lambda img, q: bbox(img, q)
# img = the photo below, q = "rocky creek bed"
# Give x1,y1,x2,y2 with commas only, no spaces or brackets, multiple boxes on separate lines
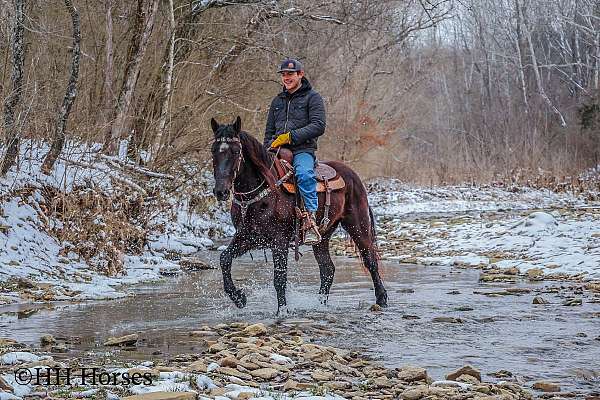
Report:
0,321,568,400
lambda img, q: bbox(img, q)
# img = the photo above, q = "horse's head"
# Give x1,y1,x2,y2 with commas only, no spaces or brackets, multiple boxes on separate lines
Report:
210,116,242,201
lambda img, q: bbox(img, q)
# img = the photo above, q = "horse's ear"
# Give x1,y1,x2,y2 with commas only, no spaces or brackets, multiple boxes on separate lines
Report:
233,116,241,134
210,118,219,134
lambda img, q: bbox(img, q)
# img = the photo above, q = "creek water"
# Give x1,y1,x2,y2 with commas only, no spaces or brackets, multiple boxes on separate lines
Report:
1,250,599,393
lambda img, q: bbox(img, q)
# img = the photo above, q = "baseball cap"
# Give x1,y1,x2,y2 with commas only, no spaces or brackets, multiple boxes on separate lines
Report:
277,58,304,73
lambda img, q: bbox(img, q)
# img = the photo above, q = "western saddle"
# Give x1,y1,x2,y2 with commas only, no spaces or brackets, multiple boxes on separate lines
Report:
271,148,345,252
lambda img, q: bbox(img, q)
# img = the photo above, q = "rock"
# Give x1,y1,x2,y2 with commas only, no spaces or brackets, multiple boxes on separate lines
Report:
122,392,196,400
533,296,548,304
249,368,279,379
243,323,267,337
128,367,160,378
585,283,600,293
50,344,69,353
489,370,513,378
324,381,351,390
532,381,561,392
446,365,481,382
209,342,228,353
370,304,383,312
216,367,252,380
40,334,56,346
179,257,215,271
236,393,255,400
432,316,463,324
219,356,239,368
563,298,583,306
283,379,298,391
209,387,228,397
526,268,545,280
0,338,19,347
311,370,335,381
456,374,480,384
397,366,428,382
0,375,13,392
402,315,421,320
401,385,429,400
186,360,207,373
103,334,138,346
372,376,394,388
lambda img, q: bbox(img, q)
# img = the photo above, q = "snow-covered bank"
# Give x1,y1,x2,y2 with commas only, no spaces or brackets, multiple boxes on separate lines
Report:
0,140,231,304
367,180,600,281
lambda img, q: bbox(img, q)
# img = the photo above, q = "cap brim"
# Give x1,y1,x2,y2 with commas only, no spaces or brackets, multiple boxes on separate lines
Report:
278,68,298,73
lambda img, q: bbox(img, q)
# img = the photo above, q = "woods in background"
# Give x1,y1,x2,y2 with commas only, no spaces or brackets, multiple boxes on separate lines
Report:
0,0,598,184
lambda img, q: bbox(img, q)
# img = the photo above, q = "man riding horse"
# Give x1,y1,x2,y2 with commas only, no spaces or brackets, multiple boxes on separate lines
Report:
264,58,325,245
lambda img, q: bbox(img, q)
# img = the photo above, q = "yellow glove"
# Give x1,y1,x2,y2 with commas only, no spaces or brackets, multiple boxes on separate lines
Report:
270,132,291,148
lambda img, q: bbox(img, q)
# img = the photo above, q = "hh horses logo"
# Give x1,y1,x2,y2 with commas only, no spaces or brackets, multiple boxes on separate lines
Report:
288,62,294,69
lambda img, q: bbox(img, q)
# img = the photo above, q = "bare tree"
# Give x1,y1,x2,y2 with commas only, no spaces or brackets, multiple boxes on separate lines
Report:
41,0,81,174
1,0,25,176
103,0,159,154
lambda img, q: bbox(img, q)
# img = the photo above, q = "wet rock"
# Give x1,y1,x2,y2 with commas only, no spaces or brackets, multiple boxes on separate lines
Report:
249,367,279,379
432,316,464,324
480,274,517,283
103,333,138,346
446,365,481,382
50,344,69,353
447,290,461,295
243,323,267,337
454,306,474,312
40,334,56,346
397,366,428,382
402,315,420,320
585,283,600,293
563,298,582,306
122,392,196,400
532,381,561,392
533,296,548,305
370,304,383,312
209,342,228,353
324,380,352,390
489,370,513,378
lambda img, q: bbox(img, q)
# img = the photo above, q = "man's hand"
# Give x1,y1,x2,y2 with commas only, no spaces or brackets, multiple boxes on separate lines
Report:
270,132,291,148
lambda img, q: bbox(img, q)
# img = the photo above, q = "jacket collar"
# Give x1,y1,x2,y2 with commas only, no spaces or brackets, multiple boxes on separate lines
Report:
278,77,312,98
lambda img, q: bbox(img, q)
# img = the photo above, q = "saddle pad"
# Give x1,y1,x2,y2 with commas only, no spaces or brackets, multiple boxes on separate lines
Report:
315,163,337,181
282,176,345,194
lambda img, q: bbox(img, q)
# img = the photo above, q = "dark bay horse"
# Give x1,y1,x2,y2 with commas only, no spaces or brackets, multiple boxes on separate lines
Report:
210,116,387,313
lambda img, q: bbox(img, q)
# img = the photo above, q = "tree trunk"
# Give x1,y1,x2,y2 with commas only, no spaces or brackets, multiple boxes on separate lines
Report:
1,0,25,176
150,0,175,162
41,0,81,174
101,0,115,142
103,0,159,155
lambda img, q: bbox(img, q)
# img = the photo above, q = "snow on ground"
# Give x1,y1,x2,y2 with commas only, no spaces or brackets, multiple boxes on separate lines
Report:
368,179,600,280
0,140,231,304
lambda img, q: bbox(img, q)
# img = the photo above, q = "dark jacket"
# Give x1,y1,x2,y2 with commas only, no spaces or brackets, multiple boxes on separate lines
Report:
264,77,326,155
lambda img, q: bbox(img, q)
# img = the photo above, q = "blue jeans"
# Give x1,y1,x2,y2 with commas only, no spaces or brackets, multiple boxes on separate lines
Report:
293,152,318,212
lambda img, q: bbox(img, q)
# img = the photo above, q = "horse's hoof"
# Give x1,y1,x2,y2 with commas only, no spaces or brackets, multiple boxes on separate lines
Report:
376,292,388,308
318,293,329,306
231,290,247,308
276,305,290,317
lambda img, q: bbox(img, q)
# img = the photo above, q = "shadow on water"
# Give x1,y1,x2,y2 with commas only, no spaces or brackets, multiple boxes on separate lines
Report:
1,249,599,392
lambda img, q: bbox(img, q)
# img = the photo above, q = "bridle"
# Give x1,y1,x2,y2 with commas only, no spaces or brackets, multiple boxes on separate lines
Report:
214,136,278,221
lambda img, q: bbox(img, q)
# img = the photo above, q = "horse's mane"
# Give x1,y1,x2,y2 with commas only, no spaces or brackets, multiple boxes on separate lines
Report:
239,131,277,188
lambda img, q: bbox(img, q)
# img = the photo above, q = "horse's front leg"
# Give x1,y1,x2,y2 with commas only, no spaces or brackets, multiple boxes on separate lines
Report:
271,245,289,315
220,234,251,308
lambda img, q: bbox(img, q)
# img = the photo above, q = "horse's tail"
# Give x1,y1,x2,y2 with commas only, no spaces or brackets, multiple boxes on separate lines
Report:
368,205,377,246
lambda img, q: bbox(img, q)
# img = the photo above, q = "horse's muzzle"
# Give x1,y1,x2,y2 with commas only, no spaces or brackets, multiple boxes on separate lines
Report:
214,188,230,201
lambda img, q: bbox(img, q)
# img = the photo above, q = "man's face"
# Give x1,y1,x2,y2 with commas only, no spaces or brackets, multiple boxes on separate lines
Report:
280,70,304,92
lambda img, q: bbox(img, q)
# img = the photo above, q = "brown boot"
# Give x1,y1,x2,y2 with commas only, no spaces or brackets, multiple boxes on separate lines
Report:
303,211,322,245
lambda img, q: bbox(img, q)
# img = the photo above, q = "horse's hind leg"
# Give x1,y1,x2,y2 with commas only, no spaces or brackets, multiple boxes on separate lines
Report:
220,234,252,308
341,211,388,307
313,238,335,305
